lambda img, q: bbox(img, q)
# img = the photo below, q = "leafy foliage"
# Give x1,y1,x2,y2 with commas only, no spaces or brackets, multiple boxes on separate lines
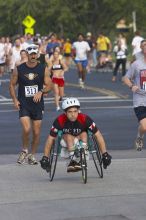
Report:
0,0,146,39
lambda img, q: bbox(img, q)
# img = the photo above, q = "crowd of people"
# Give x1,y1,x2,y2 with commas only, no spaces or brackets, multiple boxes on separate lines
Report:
1,29,146,172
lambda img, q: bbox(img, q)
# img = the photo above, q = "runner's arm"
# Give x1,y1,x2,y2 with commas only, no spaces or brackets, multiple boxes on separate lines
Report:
123,76,139,92
33,67,52,102
9,67,20,110
60,59,68,72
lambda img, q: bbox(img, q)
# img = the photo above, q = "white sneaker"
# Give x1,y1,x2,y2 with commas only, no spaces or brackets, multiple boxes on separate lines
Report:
28,154,38,165
17,151,28,164
56,106,61,111
135,137,144,151
78,78,82,83
80,82,85,89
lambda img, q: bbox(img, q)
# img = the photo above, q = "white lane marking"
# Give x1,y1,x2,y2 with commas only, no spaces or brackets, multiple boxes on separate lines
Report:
0,95,7,99
0,96,118,102
0,99,132,105
82,106,133,109
0,105,133,113
0,109,17,112
0,79,10,86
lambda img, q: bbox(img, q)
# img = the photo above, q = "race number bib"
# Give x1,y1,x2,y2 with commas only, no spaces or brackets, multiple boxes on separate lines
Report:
140,70,146,90
25,85,38,97
142,81,146,91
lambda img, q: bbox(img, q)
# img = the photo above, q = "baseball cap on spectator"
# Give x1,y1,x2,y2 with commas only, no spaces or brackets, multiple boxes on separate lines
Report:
86,32,92,37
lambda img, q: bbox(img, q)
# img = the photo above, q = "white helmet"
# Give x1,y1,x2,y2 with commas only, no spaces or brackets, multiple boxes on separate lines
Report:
62,97,80,111
26,44,39,54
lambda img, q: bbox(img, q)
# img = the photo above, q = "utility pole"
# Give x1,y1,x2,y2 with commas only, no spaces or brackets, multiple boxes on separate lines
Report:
132,11,137,32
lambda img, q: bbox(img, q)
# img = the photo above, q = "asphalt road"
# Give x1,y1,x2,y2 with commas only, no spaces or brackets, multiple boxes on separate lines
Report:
1,67,146,220
0,67,140,154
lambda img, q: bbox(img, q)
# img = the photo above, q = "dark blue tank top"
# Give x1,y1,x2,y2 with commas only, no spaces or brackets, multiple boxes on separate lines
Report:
17,62,45,110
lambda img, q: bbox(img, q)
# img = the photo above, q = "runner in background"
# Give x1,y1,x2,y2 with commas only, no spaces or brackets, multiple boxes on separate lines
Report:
63,38,72,67
46,33,60,58
72,33,90,89
86,32,94,74
9,38,22,73
48,49,68,111
96,32,112,68
132,31,144,58
0,37,7,77
15,49,28,66
5,37,12,74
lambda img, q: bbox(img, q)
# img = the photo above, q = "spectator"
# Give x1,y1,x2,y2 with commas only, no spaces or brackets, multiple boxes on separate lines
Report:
132,30,144,56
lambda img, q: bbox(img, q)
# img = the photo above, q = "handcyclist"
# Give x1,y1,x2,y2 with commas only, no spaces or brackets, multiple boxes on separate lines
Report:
40,97,112,172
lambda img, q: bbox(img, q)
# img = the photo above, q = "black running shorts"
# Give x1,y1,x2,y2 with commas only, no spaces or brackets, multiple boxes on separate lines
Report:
134,106,146,122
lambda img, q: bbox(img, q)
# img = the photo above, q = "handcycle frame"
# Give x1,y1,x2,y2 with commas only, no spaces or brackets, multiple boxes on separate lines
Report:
49,130,103,183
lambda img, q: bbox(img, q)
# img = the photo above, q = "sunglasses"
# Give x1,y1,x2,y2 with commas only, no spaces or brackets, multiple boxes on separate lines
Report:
27,47,38,51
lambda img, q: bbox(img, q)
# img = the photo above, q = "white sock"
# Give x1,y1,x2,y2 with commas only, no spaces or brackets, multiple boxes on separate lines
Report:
137,132,144,139
22,148,28,154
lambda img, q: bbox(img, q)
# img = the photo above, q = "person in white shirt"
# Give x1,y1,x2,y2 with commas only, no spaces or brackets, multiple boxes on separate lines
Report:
112,40,127,82
0,37,7,77
72,33,90,88
5,37,12,73
20,36,29,50
132,31,144,56
9,38,22,72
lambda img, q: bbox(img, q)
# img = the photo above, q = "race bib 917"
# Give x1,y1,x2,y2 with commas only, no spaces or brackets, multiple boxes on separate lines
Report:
25,85,38,97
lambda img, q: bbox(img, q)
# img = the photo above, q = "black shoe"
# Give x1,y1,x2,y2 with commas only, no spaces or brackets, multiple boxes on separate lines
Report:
74,161,82,171
67,160,82,172
102,152,112,169
67,160,76,172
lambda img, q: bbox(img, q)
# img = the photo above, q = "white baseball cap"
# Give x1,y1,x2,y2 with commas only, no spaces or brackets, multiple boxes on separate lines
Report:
86,32,92,37
26,44,39,54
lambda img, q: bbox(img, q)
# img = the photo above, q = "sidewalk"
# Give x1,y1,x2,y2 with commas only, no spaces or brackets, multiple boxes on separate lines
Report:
0,150,146,220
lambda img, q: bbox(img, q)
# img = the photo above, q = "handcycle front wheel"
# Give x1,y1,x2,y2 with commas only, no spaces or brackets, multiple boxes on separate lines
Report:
80,148,87,184
89,134,103,178
49,142,58,182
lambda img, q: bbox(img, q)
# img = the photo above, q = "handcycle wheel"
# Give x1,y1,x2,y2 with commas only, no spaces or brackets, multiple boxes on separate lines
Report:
80,148,87,184
49,140,58,182
89,134,103,178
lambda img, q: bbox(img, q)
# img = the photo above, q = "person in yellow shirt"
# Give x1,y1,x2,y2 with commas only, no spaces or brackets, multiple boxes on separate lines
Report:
63,38,72,66
96,33,112,67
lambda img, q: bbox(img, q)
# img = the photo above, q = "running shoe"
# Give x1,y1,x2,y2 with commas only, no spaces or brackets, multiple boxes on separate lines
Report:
17,151,28,164
74,161,82,171
78,78,82,84
28,154,38,165
135,137,144,151
80,81,85,89
56,106,61,111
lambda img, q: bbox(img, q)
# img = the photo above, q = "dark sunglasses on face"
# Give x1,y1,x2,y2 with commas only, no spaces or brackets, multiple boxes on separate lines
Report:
27,47,38,51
